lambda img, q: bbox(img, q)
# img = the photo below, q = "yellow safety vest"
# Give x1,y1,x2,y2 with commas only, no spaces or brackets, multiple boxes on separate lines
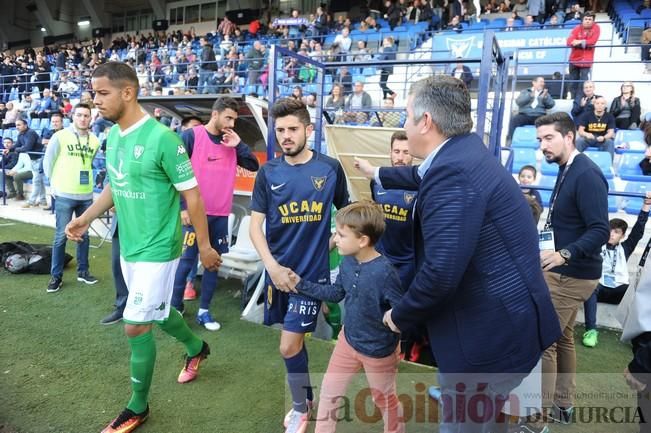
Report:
50,128,100,195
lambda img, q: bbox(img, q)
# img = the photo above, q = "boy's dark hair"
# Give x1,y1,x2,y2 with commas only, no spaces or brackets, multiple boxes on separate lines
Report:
270,97,311,126
181,116,202,127
390,131,408,148
92,61,139,89
610,218,629,233
74,102,92,113
535,112,576,143
335,201,385,246
519,164,537,178
212,97,239,113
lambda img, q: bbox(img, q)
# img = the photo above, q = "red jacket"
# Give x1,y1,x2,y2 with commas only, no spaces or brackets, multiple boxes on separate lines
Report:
566,23,600,67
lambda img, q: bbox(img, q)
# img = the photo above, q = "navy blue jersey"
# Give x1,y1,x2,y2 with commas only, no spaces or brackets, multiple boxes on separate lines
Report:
371,180,416,265
251,151,349,328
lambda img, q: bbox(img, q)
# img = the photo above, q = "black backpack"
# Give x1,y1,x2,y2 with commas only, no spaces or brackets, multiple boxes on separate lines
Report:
0,241,72,274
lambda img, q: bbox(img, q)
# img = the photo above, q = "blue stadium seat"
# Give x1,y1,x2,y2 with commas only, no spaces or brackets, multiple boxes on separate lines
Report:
541,160,559,176
511,125,538,148
618,152,647,181
583,150,614,178
624,181,651,214
501,147,513,172
29,118,39,129
607,179,620,212
2,129,10,139
63,118,71,128
538,175,556,207
511,148,537,174
39,118,50,130
615,129,645,149
10,129,18,141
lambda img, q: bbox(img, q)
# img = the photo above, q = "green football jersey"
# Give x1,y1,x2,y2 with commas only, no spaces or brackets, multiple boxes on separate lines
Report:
106,115,197,262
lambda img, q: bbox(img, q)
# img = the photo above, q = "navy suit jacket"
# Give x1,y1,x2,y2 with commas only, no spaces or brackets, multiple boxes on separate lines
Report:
380,133,561,374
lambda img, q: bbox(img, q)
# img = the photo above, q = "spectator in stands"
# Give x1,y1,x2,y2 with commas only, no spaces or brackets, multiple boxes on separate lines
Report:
504,16,516,31
56,75,78,97
518,164,543,210
218,16,237,37
385,0,402,29
2,137,32,200
187,67,199,91
2,101,19,129
199,37,217,94
1,137,18,191
43,103,100,293
640,125,651,175
325,83,346,111
446,15,464,32
13,117,45,208
345,80,373,123
34,55,51,94
41,113,64,148
61,97,72,117
31,88,57,119
642,28,651,68
582,198,651,348
136,64,149,88
333,27,353,59
352,41,373,63
377,37,398,99
371,97,404,127
507,76,555,143
546,71,564,99
291,85,304,100
0,102,5,123
566,3,583,21
546,14,562,28
334,65,353,95
450,57,473,88
246,41,264,87
513,0,529,18
571,80,600,123
576,96,616,159
566,12,600,99
528,0,546,23
636,0,651,13
610,82,641,130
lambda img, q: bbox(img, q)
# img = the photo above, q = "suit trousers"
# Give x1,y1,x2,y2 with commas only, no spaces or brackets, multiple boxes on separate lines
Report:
541,272,598,409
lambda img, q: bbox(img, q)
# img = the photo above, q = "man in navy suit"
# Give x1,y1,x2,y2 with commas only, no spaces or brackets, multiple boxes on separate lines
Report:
355,75,561,432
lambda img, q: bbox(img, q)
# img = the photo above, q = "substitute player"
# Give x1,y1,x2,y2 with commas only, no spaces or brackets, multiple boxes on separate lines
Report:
65,62,222,433
170,97,259,330
249,98,349,433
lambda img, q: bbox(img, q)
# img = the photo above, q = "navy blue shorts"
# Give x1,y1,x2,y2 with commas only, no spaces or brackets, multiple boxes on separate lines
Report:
263,274,321,333
180,215,230,260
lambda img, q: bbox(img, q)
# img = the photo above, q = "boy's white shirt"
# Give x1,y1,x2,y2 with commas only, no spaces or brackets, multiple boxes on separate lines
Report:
600,243,630,287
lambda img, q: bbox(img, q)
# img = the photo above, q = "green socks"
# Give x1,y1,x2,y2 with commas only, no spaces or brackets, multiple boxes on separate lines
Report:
158,308,203,357
127,330,156,414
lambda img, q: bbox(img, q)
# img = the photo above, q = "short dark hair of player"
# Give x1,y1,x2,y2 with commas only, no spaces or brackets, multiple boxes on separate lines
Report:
519,164,537,178
524,194,542,224
390,131,408,148
92,62,139,90
50,112,63,121
610,218,628,234
335,201,386,246
535,112,576,143
212,97,239,113
270,97,311,126
181,116,203,127
74,103,92,113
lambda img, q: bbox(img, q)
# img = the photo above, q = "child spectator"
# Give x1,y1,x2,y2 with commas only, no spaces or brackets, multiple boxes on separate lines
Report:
518,165,543,210
285,201,405,433
582,194,651,347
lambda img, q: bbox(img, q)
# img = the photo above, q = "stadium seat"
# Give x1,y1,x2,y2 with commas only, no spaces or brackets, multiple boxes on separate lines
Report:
623,181,651,214
541,159,558,176
218,215,263,281
501,147,513,172
10,130,18,141
511,148,537,174
511,125,538,148
2,129,10,139
614,129,645,151
29,118,39,129
583,150,614,178
618,152,648,181
607,179,620,212
538,175,556,207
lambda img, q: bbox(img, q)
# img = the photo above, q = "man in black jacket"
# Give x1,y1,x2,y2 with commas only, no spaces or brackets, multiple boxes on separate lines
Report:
13,117,46,207
534,112,609,431
199,37,217,94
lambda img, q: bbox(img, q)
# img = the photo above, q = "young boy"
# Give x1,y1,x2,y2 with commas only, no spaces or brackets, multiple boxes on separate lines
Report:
286,201,405,433
582,193,651,347
518,165,542,210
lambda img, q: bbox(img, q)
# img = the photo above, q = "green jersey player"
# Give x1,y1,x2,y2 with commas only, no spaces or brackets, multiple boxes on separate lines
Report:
65,62,222,433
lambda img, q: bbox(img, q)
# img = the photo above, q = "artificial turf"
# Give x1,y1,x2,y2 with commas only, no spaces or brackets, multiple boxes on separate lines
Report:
0,217,641,432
